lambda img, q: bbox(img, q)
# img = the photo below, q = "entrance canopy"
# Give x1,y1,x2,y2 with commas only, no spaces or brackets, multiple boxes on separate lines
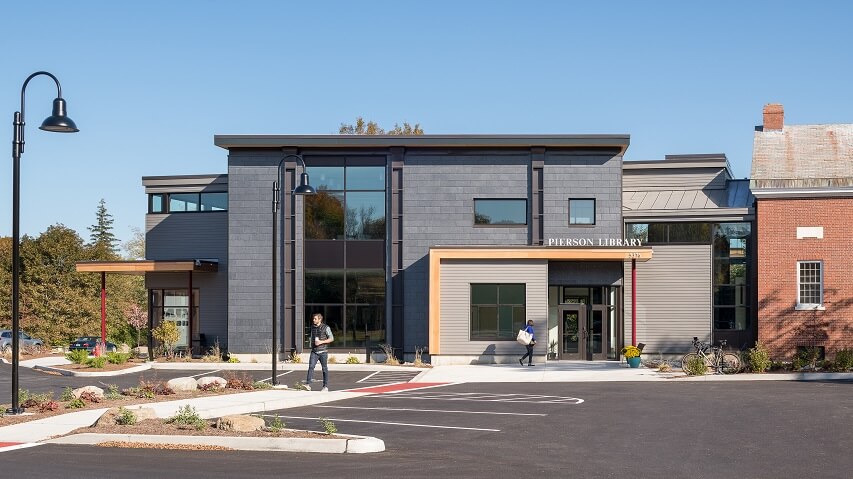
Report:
75,259,218,275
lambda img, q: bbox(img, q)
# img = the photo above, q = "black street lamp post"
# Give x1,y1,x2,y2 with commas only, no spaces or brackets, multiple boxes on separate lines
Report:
271,154,315,386
8,71,78,414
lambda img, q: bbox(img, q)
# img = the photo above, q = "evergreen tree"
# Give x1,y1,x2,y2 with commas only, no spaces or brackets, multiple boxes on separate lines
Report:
88,199,119,257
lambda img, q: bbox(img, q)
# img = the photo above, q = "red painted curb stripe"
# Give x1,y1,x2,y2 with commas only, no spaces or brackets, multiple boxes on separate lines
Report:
347,382,447,394
0,442,23,447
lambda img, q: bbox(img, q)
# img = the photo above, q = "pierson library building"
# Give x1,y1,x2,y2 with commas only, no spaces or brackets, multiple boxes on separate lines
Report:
80,135,756,364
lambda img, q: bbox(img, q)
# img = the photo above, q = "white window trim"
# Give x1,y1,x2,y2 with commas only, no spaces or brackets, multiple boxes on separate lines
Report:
795,260,824,310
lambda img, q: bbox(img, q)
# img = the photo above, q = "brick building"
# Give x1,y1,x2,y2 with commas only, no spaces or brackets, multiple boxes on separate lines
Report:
752,104,853,360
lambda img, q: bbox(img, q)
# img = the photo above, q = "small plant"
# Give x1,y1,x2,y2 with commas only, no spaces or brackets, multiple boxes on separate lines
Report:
658,362,673,372
115,407,138,425
683,355,708,376
793,347,821,370
39,400,60,412
167,405,208,430
105,351,132,364
319,417,337,435
66,398,85,409
345,354,360,364
60,386,74,402
105,384,122,400
292,382,310,391
17,389,30,405
252,381,273,390
267,415,285,433
413,346,431,368
66,349,90,364
379,343,400,365
289,350,302,363
203,339,223,362
747,341,772,373
86,356,107,368
122,386,155,399
79,391,102,403
621,345,641,359
227,356,240,363
328,355,338,364
223,371,256,390
152,320,180,359
21,391,54,410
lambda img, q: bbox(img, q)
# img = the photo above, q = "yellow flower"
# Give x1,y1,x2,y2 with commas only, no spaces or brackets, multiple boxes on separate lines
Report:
621,345,641,359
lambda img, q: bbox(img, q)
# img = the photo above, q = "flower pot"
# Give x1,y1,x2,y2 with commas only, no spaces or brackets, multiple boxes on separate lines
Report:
627,356,641,368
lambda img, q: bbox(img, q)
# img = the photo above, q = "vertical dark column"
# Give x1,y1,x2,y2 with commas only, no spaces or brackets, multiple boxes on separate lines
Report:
188,270,194,356
282,149,299,354
530,147,545,246
389,147,405,356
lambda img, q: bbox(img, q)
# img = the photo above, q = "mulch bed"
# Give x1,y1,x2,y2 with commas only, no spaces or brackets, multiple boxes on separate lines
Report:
72,418,336,439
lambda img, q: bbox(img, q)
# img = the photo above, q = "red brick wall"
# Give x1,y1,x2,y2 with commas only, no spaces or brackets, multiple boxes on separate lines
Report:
757,198,853,360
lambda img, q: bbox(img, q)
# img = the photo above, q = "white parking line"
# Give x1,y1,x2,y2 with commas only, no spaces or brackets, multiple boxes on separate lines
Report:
263,415,501,432
190,370,222,378
356,371,381,383
0,443,41,453
261,370,295,382
313,405,547,416
372,391,584,404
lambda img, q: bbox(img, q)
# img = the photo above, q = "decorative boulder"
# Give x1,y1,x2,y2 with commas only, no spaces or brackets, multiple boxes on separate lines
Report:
94,407,158,426
197,376,227,389
166,377,198,392
73,386,104,400
216,414,265,432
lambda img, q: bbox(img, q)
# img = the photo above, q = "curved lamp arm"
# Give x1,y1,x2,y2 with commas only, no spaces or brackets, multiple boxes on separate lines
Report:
13,71,78,160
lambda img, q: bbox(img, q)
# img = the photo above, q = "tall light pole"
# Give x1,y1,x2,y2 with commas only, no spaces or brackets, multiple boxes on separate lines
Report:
8,72,78,414
271,154,315,386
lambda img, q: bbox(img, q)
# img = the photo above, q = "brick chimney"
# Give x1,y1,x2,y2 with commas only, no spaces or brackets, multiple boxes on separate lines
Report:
763,103,784,130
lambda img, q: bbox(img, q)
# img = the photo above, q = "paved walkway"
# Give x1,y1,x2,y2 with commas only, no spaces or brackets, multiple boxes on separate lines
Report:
2,357,850,451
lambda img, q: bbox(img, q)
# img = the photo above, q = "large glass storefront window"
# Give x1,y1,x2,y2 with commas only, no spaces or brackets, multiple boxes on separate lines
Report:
713,223,751,330
305,269,385,348
150,289,199,349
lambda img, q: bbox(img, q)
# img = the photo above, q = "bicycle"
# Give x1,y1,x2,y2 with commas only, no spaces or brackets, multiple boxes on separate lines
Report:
681,337,741,374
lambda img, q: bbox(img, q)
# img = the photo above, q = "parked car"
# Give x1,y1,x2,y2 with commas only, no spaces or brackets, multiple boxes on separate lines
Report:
68,336,117,353
0,330,45,353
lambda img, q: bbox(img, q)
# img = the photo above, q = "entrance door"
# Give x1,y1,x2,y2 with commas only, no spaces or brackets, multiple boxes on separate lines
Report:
559,305,608,360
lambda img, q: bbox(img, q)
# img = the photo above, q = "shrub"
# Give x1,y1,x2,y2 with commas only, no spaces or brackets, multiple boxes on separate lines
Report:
137,378,174,396
152,321,180,359
833,349,853,371
414,346,431,368
252,381,273,390
86,356,107,368
60,387,74,402
79,391,101,403
747,341,772,373
223,371,255,390
658,362,673,373
66,398,85,409
105,352,132,364
203,340,223,362
793,347,821,370
21,391,54,410
289,350,302,364
379,343,401,365
328,356,338,364
166,405,208,430
345,354,360,364
227,356,240,363
105,384,122,400
66,349,90,364
319,417,337,435
39,400,60,412
683,355,708,376
122,387,155,399
267,415,285,433
292,382,310,391
115,407,137,425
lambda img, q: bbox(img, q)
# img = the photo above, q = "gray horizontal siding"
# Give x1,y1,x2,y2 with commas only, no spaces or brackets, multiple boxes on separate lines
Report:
623,245,711,354
439,260,547,356
145,212,228,349
623,168,727,191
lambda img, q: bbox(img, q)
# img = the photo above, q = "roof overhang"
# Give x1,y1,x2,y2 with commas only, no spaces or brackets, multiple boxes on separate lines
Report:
75,260,219,275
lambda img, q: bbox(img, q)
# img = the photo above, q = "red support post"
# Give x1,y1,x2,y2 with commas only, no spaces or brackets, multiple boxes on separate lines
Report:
100,272,107,349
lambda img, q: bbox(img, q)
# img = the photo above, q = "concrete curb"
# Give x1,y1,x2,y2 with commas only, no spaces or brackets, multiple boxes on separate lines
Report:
43,432,385,453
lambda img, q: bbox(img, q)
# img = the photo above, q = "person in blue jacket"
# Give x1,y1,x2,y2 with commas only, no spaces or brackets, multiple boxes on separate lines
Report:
519,319,536,366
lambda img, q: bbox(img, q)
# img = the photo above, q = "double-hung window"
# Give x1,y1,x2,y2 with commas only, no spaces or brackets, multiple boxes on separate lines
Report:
796,261,823,309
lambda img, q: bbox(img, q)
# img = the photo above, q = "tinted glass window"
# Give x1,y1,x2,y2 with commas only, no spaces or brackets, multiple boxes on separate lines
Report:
305,192,345,239
470,284,526,341
346,166,385,190
305,270,345,303
345,192,386,239
569,199,595,225
345,270,386,304
200,192,227,211
169,193,199,212
474,199,527,225
150,194,165,213
309,167,345,191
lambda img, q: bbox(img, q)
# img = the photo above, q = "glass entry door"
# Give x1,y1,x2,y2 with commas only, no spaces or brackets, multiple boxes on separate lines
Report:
559,305,608,360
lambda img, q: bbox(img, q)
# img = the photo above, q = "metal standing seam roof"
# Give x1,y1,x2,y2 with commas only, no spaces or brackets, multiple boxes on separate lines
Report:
751,124,853,189
623,179,754,213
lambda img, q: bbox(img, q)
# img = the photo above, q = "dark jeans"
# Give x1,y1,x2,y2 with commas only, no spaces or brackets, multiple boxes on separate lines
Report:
307,350,329,387
521,343,534,365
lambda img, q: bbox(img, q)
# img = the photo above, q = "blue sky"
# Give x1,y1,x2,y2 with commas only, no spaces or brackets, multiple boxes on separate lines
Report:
3,1,852,247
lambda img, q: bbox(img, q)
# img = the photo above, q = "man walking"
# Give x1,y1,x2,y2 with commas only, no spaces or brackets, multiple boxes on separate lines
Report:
306,312,334,391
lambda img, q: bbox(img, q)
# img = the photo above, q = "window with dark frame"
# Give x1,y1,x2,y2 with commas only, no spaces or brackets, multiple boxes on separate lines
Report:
473,199,527,226
569,198,595,225
797,261,823,307
147,192,227,213
470,283,526,341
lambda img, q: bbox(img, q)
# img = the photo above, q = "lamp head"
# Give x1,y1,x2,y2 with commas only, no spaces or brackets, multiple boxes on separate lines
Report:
39,98,79,133
293,172,316,195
